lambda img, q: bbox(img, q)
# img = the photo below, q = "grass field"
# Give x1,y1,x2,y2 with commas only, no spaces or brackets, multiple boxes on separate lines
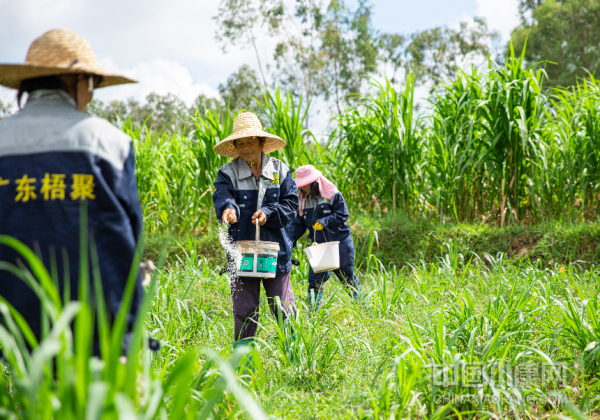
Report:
3,219,600,418
147,234,600,418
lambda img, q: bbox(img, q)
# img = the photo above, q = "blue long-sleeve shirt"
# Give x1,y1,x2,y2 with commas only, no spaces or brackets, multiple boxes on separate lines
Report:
0,89,143,343
213,152,298,274
289,191,352,244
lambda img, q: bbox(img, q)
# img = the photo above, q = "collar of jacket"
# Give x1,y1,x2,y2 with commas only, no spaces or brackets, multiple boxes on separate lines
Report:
26,89,77,108
236,151,277,182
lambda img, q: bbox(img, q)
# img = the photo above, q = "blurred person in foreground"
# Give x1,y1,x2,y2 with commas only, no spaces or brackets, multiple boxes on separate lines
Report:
289,165,362,308
212,112,298,349
0,29,146,355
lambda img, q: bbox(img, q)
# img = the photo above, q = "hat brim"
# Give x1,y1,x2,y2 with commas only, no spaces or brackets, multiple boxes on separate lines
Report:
213,127,286,159
295,175,320,188
0,64,137,89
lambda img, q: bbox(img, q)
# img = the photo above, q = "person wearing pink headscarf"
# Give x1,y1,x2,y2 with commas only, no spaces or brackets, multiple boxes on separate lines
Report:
288,165,361,307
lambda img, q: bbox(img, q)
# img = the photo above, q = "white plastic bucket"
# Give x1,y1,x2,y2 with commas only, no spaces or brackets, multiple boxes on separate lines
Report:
304,241,340,273
237,240,280,278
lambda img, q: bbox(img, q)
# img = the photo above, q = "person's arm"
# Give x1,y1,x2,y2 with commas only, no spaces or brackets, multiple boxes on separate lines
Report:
289,214,308,246
116,146,143,242
316,192,349,233
212,170,239,222
111,145,144,334
260,170,299,229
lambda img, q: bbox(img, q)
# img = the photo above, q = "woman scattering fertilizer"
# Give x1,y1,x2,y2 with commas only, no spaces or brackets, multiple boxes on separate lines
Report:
212,112,299,350
289,165,362,307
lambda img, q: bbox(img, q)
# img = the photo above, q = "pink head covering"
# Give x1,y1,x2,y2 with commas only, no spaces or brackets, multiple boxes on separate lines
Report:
294,165,338,216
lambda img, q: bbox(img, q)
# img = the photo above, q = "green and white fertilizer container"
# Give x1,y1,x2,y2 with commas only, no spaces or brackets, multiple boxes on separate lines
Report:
237,224,279,278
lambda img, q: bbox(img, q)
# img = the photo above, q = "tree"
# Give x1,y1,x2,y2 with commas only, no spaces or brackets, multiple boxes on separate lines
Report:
86,93,190,133
274,0,380,114
218,65,264,111
214,0,284,87
320,0,351,113
191,94,224,116
378,33,406,86
518,0,546,23
511,0,600,87
272,0,329,118
0,99,14,120
404,18,499,85
347,0,379,95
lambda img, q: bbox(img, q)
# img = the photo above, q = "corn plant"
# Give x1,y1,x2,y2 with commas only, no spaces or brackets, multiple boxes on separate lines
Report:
191,106,236,233
546,75,600,219
257,87,316,171
426,67,486,222
477,44,547,224
331,76,421,214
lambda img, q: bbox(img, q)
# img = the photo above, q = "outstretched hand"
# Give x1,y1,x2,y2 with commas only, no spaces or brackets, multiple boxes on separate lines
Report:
222,208,237,224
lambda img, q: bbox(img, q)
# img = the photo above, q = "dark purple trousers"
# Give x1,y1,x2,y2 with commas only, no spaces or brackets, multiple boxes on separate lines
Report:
230,272,297,342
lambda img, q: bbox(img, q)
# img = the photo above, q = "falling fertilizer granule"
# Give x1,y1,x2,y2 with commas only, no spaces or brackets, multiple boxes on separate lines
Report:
217,224,241,285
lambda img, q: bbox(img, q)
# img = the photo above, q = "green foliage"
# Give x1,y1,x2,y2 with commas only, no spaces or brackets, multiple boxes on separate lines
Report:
0,222,266,419
405,17,500,85
350,214,600,269
213,0,284,86
6,211,600,417
144,238,600,418
127,106,237,236
546,75,600,217
257,87,315,171
329,76,421,214
511,0,600,87
192,94,224,116
331,47,551,224
87,93,193,134
0,99,13,120
218,64,263,112
125,58,600,229
274,0,381,112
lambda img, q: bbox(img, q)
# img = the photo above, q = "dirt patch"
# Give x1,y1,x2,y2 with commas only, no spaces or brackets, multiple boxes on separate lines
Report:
508,233,543,259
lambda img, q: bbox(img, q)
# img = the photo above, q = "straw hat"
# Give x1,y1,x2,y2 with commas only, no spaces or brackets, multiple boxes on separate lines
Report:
214,112,286,159
0,29,136,90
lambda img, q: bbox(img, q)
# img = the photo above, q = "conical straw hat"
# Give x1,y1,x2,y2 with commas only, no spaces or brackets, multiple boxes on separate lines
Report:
214,112,286,159
0,29,136,89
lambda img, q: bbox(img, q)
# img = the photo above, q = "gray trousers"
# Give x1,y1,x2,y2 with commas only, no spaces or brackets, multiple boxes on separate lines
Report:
230,272,297,342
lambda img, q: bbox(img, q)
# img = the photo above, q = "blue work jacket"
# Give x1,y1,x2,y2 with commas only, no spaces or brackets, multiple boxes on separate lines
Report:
213,153,299,275
0,89,143,342
289,191,352,244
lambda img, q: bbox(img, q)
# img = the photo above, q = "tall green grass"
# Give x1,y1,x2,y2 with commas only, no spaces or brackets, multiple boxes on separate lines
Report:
331,76,420,215
424,47,547,224
129,57,600,230
0,222,267,419
2,216,600,417
147,245,600,418
257,87,316,171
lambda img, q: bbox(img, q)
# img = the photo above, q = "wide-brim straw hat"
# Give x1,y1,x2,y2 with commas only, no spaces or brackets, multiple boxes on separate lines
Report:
214,112,286,159
0,29,136,90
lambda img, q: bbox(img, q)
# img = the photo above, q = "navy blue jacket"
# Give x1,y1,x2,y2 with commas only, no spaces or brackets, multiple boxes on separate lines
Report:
213,153,298,274
0,90,143,343
289,191,352,244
